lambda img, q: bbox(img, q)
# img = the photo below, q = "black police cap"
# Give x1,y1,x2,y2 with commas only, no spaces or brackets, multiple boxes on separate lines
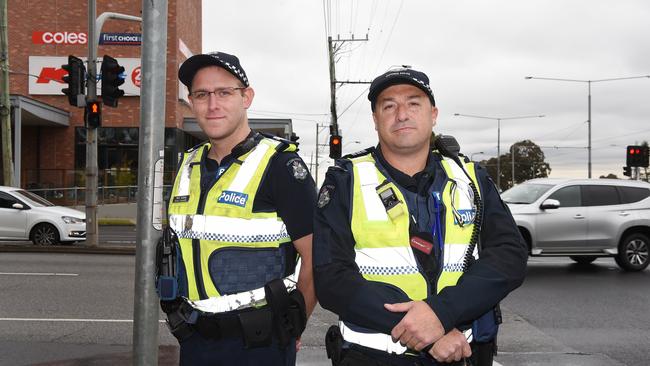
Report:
178,51,249,90
368,68,435,111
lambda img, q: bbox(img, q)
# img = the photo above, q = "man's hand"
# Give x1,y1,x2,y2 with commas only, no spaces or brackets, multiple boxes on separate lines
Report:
384,300,445,351
429,329,472,363
296,337,302,352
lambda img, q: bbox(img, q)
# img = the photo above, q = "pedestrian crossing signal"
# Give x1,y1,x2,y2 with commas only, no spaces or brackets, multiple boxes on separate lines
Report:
85,101,102,128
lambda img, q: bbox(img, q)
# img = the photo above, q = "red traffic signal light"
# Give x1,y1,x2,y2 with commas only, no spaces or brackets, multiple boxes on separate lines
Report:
85,101,102,128
627,145,649,168
329,135,342,159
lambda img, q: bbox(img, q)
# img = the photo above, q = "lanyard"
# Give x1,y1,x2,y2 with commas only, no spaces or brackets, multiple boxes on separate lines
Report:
431,191,444,253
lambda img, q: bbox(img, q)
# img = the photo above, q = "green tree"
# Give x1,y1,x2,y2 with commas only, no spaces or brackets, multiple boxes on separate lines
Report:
479,140,551,191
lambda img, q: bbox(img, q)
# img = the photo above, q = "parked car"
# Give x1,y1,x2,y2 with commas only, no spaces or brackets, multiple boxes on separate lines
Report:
501,178,650,271
0,186,86,245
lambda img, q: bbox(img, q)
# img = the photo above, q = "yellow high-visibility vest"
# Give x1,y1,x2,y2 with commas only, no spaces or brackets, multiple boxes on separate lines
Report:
167,137,297,301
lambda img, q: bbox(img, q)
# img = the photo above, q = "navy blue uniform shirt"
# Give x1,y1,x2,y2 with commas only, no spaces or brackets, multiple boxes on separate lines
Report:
199,131,316,241
313,147,528,334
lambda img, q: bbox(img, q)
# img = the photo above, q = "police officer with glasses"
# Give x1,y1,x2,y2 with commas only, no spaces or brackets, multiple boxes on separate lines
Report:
157,51,317,365
313,67,528,365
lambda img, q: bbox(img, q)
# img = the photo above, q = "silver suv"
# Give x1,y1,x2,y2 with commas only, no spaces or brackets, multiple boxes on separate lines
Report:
501,178,650,271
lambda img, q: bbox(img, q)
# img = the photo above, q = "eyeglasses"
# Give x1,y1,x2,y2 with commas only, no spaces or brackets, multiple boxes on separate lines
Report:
189,87,246,102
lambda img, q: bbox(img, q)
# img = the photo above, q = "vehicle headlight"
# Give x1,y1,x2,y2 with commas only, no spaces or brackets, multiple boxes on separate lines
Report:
62,216,84,224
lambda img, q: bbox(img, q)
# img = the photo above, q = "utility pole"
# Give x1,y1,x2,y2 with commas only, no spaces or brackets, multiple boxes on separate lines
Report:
326,35,370,136
314,122,328,187
132,0,167,364
85,0,99,246
85,4,142,247
315,123,319,186
0,0,13,186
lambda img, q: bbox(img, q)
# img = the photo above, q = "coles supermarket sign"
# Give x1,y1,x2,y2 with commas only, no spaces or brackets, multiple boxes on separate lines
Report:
32,31,88,45
29,56,141,96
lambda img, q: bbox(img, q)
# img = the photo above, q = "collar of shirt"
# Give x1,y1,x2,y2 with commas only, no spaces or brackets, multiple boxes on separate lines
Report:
201,130,260,187
374,145,437,194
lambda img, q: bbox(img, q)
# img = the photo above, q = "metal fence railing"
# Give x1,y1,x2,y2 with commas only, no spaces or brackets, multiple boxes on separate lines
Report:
27,185,173,207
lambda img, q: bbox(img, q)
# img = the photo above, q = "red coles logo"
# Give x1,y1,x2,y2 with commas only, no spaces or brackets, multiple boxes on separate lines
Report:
32,31,88,45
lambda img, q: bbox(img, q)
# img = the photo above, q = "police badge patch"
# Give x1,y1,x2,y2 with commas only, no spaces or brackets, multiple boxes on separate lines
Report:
317,184,334,208
287,158,308,181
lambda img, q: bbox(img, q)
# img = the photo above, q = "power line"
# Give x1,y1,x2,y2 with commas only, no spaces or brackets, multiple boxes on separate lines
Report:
249,109,328,117
374,0,403,74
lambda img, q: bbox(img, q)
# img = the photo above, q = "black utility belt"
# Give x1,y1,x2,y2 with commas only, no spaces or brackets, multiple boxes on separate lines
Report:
194,306,276,347
163,279,307,348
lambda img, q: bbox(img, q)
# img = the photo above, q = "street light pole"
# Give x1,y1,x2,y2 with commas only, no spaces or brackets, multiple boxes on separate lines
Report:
470,151,485,161
525,75,650,178
511,143,519,187
454,113,544,189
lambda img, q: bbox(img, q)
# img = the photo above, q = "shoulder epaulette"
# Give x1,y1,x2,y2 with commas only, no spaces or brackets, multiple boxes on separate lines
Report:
343,147,374,160
259,132,292,144
327,165,348,173
186,141,209,153
258,132,297,152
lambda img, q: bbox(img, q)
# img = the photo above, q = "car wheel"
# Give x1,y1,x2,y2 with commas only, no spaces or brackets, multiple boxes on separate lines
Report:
570,256,597,265
616,233,650,272
30,223,60,245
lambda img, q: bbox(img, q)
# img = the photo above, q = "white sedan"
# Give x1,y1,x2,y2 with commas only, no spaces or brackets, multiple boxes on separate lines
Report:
0,186,86,245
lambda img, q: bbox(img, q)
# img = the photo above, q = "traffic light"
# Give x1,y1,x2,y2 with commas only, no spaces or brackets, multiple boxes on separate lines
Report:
100,55,125,107
626,145,649,167
329,134,342,159
85,101,101,128
61,55,86,107
623,166,632,177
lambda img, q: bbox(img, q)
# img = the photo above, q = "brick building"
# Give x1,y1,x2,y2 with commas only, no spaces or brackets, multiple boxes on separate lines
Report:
0,0,292,190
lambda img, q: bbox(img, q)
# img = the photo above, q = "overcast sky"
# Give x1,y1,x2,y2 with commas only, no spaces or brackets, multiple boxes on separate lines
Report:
201,0,650,184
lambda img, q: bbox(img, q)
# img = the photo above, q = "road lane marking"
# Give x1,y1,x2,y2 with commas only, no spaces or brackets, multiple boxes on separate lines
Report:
0,272,78,276
0,318,166,323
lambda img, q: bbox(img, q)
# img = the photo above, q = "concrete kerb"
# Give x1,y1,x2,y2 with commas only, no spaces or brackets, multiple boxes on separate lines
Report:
0,242,135,255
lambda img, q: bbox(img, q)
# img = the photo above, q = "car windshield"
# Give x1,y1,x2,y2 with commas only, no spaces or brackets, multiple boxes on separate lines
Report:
14,190,55,207
501,183,554,204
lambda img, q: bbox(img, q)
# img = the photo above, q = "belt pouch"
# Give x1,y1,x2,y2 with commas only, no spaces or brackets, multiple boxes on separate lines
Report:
287,289,307,336
265,279,291,347
238,308,274,348
325,325,343,365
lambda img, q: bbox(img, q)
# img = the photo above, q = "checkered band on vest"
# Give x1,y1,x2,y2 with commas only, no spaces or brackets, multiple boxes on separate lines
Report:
176,230,289,243
443,262,465,272
358,265,419,276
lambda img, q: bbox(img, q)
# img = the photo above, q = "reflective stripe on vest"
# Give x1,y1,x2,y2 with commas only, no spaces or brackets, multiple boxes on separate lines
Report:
343,152,482,354
188,277,297,313
167,137,295,302
168,214,289,244
176,147,201,198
